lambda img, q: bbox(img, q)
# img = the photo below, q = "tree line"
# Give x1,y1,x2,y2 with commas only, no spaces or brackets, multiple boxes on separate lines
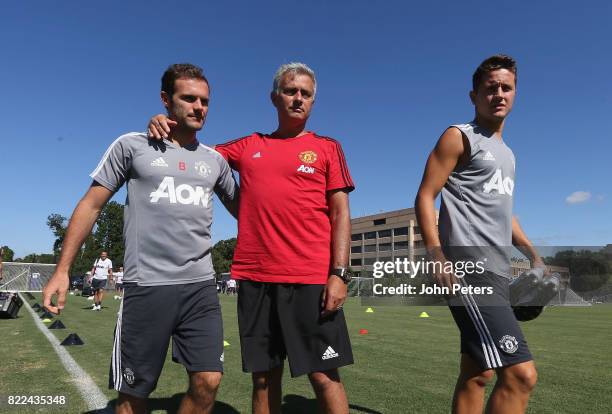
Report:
544,248,611,292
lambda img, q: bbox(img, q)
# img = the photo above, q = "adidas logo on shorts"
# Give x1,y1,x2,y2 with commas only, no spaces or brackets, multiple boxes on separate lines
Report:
321,346,339,360
151,157,169,167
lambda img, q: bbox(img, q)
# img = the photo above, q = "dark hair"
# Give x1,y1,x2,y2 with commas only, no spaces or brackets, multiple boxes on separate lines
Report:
161,63,209,96
472,55,517,91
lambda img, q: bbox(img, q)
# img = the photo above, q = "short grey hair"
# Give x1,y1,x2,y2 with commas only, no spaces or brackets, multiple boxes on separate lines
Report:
272,62,317,97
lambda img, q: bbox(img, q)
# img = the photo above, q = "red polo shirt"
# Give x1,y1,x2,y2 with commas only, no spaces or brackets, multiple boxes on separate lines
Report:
215,132,354,284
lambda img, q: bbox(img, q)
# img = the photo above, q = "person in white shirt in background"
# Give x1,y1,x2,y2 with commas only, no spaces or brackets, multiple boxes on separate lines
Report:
90,251,113,310
114,266,124,299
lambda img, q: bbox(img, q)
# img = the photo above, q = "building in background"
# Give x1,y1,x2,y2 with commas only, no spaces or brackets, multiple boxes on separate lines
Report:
350,208,429,277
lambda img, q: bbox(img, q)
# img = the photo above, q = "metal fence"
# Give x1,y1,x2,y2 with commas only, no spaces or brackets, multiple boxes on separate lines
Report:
0,262,56,292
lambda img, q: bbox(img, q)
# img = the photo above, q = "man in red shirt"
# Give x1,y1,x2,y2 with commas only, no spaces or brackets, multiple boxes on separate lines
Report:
148,62,354,414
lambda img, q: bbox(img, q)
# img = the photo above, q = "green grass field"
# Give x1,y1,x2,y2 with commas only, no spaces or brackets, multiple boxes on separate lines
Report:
1,292,611,413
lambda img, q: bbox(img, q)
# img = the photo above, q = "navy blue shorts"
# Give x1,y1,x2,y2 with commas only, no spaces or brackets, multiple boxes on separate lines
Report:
448,272,533,370
109,279,223,398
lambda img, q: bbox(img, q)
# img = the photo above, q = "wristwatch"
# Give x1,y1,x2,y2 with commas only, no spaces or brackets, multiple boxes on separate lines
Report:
331,267,351,284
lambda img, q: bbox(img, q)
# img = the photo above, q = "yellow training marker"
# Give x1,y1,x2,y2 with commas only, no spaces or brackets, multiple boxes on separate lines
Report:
223,340,230,347
419,312,430,318
365,307,374,313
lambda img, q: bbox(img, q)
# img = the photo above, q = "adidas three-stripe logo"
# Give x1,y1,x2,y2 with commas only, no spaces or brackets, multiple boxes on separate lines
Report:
151,157,168,167
321,346,339,360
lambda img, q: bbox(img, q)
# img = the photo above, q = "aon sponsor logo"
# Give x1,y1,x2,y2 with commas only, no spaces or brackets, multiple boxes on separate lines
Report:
150,176,211,207
483,169,514,196
297,164,315,174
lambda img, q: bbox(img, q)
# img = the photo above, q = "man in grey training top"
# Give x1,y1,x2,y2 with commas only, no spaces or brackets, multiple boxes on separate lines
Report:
415,55,546,414
43,63,239,414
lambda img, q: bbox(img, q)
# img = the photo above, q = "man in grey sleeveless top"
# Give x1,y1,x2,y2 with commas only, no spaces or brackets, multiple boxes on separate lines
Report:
416,55,546,414
43,64,239,414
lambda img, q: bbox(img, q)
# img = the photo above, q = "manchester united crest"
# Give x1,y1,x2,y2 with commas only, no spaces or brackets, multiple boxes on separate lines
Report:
499,335,518,354
194,161,212,178
123,367,135,385
299,151,317,164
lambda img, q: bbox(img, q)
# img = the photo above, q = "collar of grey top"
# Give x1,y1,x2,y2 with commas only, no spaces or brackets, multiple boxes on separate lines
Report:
470,122,506,144
148,136,200,151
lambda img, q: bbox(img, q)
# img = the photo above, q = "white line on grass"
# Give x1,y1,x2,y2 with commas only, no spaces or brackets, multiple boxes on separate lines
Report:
20,293,113,413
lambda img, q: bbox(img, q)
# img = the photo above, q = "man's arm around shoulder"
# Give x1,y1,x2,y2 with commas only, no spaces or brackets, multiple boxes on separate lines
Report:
43,183,114,314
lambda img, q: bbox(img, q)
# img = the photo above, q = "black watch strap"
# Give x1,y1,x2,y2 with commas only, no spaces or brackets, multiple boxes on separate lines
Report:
331,267,351,283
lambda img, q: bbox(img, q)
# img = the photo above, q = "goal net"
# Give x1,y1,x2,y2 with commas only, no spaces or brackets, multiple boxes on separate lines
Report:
347,277,375,297
548,286,592,307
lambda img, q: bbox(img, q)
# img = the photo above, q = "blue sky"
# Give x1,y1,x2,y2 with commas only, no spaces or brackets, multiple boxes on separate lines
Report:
1,1,610,258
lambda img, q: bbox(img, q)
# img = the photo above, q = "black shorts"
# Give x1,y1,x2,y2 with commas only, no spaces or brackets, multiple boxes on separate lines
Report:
92,278,107,290
448,272,533,370
238,280,353,377
109,279,223,398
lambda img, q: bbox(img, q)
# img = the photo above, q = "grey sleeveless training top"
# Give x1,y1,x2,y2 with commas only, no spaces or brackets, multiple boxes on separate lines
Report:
90,132,238,286
438,122,515,278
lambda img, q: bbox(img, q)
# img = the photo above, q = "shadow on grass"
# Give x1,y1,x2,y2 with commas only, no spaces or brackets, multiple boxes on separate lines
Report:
84,394,381,413
281,394,382,414
84,394,239,413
